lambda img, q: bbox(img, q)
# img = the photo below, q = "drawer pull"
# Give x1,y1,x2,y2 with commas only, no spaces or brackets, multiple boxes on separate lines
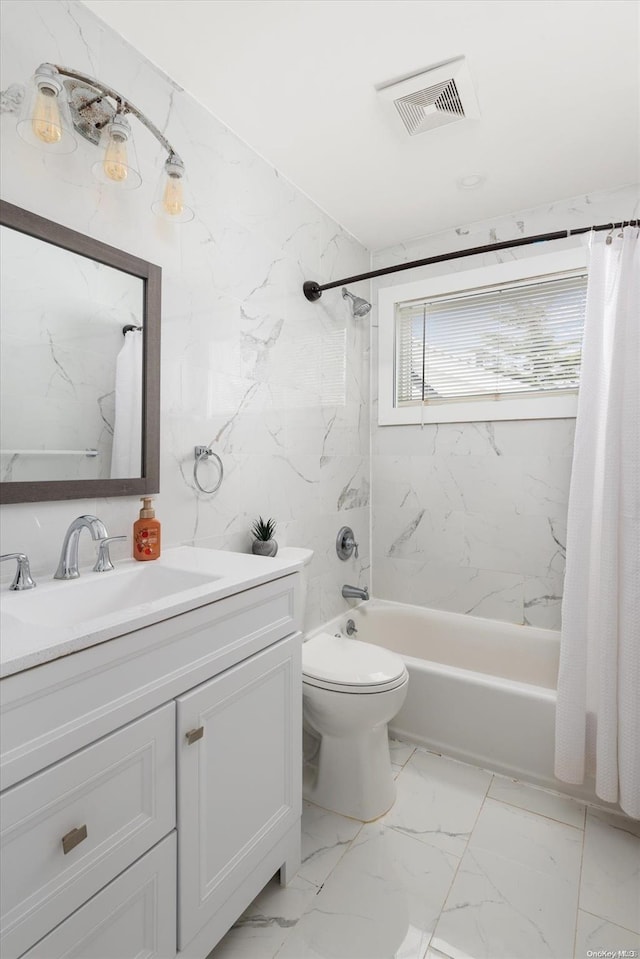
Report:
185,726,204,745
62,824,88,855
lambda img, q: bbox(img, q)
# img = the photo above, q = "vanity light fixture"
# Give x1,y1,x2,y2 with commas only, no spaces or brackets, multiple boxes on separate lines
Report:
17,63,194,222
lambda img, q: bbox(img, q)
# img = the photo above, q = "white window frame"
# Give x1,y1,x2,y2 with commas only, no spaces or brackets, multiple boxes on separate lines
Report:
378,248,588,425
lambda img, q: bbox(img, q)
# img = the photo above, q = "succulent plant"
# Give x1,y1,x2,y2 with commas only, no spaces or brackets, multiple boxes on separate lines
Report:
251,516,276,541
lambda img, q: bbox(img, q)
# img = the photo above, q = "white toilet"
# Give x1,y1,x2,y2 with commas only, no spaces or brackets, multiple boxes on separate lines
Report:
302,632,409,822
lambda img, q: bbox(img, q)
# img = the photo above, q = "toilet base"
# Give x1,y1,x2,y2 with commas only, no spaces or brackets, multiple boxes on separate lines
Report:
303,723,397,822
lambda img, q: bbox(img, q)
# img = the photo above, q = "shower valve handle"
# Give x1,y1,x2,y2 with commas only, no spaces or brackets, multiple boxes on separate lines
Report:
347,537,359,559
336,526,359,560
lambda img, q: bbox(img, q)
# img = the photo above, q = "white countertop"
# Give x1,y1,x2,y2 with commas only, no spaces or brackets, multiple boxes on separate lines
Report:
0,546,310,678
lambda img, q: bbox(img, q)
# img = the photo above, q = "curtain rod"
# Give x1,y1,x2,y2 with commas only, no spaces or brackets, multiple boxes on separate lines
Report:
302,219,638,302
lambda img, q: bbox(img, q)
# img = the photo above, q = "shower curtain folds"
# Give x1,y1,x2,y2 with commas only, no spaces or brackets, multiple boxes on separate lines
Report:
555,226,640,819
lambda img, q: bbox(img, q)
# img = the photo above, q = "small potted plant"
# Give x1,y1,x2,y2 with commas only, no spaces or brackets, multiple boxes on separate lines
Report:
251,516,278,557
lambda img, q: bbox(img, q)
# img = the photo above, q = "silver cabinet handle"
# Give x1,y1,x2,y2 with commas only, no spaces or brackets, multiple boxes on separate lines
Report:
62,824,88,855
186,726,204,745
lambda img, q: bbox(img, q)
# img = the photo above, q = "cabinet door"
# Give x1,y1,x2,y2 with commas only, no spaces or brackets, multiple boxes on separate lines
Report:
176,635,301,950
22,833,176,959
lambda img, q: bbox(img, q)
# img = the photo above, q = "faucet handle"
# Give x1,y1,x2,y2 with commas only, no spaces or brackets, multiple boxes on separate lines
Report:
93,536,127,573
1,553,37,590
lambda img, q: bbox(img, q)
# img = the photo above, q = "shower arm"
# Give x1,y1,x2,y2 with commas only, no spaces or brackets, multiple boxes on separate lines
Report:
302,219,638,302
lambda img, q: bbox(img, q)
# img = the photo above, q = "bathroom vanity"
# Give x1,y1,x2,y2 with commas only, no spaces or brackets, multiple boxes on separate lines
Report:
0,547,307,958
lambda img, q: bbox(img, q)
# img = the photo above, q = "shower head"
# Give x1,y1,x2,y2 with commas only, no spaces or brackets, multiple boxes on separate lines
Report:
342,287,372,317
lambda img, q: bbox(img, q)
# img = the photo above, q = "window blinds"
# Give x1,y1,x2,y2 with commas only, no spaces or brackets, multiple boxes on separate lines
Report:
395,272,587,407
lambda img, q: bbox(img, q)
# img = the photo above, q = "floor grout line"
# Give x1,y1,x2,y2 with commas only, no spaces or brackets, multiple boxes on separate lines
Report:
487,794,586,830
420,770,495,959
577,907,640,937
571,806,588,959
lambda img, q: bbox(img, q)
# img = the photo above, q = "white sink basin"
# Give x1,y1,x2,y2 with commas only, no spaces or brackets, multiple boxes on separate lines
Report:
9,564,220,627
1,545,311,679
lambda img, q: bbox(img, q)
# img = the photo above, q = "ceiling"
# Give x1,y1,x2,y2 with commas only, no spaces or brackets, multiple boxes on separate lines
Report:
82,0,639,251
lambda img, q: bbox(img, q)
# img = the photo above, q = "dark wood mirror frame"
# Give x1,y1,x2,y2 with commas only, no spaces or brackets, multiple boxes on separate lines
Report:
0,199,161,504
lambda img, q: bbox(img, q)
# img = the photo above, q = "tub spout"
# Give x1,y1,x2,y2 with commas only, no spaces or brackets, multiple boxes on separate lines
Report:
342,584,369,601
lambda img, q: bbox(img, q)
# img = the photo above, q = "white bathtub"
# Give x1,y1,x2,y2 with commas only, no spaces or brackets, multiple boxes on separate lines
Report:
331,600,585,798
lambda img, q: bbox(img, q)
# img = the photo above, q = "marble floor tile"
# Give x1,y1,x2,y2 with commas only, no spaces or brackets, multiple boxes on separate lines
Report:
211,743,640,959
574,910,640,958
277,821,459,959
389,737,415,769
208,874,318,959
297,801,363,887
471,798,584,877
383,750,492,857
431,799,582,959
580,809,640,933
488,775,586,829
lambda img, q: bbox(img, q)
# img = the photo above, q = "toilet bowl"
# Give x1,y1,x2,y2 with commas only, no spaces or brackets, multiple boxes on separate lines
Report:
302,632,409,822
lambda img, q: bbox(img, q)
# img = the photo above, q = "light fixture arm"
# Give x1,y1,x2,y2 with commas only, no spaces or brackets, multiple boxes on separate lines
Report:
50,64,183,164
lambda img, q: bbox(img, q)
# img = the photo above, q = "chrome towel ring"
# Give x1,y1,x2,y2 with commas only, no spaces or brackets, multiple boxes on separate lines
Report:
193,445,223,494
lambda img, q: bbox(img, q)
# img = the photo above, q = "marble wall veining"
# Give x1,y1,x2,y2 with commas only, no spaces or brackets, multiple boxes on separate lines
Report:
1,227,142,482
370,184,640,628
0,0,370,630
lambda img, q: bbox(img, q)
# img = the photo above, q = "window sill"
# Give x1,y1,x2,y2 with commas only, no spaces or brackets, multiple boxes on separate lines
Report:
378,393,578,425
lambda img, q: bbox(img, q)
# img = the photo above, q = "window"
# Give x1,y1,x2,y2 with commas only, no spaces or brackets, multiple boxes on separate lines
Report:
378,249,588,425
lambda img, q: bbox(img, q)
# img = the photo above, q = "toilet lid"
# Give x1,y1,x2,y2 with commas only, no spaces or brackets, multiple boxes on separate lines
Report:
302,633,407,693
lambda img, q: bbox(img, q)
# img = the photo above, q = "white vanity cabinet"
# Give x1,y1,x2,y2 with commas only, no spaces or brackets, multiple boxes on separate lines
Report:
0,571,302,959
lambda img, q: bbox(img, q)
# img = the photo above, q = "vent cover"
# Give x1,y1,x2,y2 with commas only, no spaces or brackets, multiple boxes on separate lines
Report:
377,56,480,137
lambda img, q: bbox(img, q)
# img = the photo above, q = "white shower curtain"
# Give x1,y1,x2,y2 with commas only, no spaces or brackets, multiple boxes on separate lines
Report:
555,226,640,819
110,328,143,479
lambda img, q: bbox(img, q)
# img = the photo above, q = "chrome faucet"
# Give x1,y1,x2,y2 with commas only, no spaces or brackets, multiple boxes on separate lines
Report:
1,553,37,590
93,536,127,572
342,584,369,601
54,515,109,580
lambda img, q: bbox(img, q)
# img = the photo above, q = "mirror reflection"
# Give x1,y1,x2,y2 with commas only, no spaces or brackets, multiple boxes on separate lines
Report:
1,226,144,483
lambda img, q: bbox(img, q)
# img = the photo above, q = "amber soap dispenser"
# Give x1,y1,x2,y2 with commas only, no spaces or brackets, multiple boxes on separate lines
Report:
133,497,161,561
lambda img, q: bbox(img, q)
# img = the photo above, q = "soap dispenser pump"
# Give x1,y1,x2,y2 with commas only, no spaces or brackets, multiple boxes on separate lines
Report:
133,497,161,561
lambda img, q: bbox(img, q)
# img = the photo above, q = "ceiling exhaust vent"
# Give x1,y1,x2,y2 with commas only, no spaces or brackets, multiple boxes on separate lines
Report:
376,56,480,137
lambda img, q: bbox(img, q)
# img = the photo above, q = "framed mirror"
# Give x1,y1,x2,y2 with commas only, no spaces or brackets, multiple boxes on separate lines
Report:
0,200,160,504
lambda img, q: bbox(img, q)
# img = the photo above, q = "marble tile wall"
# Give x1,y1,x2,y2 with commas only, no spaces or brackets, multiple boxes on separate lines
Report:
371,184,640,627
0,0,370,631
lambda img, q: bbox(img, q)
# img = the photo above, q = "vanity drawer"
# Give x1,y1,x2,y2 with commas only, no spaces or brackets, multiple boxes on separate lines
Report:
22,833,176,959
0,703,175,959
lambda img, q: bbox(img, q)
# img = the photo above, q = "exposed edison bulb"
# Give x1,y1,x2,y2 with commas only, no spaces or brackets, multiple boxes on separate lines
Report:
103,130,129,182
31,86,62,144
152,156,193,222
162,171,185,217
17,64,77,154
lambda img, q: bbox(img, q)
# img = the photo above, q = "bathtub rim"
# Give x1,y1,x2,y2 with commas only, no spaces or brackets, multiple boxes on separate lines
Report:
309,595,560,637
308,597,560,695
